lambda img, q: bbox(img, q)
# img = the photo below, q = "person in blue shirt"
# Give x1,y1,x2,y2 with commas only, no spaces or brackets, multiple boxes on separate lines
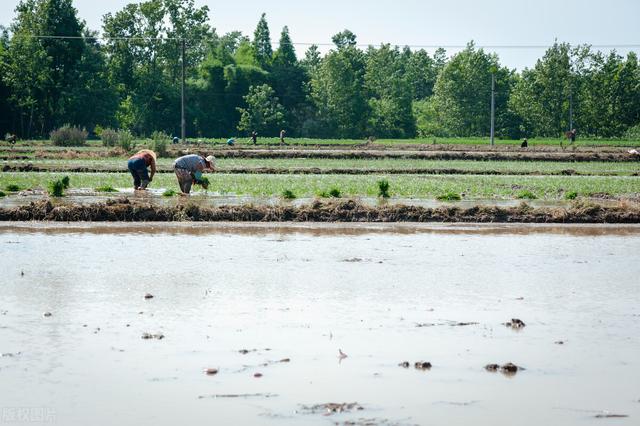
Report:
173,154,215,195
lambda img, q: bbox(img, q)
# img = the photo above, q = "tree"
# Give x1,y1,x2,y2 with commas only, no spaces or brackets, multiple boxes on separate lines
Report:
430,42,513,137
310,30,368,138
364,44,415,137
237,84,285,135
252,13,272,68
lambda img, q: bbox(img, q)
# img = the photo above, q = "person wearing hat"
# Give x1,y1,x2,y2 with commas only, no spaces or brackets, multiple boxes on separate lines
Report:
127,149,157,190
173,154,216,195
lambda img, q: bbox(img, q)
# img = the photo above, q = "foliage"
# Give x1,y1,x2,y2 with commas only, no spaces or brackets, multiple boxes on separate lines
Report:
100,128,119,147
48,179,65,197
163,189,177,197
436,191,462,201
117,129,134,151
565,191,578,200
61,176,70,189
237,84,286,135
151,131,169,157
318,187,343,198
377,179,390,198
516,190,537,200
95,185,117,192
281,189,296,199
50,125,87,146
5,184,21,192
0,191,5,197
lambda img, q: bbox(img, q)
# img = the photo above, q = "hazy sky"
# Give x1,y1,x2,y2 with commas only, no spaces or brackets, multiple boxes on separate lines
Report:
1,0,639,69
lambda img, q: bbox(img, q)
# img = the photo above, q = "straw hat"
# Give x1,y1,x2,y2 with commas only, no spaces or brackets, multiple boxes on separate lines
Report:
205,155,216,168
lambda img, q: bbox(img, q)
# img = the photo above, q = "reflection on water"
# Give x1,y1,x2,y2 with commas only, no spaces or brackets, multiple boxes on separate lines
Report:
1,225,639,425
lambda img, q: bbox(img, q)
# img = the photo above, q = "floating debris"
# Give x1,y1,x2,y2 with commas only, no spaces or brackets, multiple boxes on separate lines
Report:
300,402,363,415
198,393,278,399
279,358,291,363
485,363,524,375
204,368,218,376
254,373,263,378
416,320,478,328
144,293,154,300
414,361,432,370
43,312,52,318
594,413,629,418
398,361,410,368
504,319,526,329
555,340,565,345
339,349,348,360
141,333,164,340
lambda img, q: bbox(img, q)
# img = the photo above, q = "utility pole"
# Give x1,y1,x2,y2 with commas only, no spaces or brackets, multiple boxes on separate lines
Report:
569,91,574,131
181,38,186,144
490,72,495,146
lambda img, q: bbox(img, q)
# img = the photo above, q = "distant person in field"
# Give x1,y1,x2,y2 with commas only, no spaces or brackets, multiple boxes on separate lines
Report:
227,137,236,146
250,131,258,145
521,138,528,148
563,129,577,147
6,134,17,145
280,129,287,145
127,149,157,190
173,154,215,195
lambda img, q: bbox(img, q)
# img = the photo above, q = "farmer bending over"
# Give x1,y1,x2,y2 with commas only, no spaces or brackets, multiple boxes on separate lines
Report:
127,149,157,190
173,154,216,195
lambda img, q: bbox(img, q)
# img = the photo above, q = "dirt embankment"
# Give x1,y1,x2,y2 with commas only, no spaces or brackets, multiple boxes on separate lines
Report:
3,163,626,176
2,198,639,223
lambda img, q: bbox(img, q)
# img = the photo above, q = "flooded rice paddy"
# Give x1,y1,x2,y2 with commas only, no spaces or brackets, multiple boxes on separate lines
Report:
1,223,639,425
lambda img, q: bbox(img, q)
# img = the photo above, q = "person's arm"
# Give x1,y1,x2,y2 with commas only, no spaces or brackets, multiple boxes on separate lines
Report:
149,157,157,181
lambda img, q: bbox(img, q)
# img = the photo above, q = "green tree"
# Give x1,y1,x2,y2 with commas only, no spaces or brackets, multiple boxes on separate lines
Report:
237,84,285,135
252,13,272,68
310,30,368,138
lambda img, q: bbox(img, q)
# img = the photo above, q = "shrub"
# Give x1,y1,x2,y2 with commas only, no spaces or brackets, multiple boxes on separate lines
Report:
0,191,5,197
565,191,578,200
117,130,135,152
516,190,537,200
100,128,119,147
436,191,462,201
151,131,169,157
377,179,390,198
95,185,117,193
61,176,70,189
624,123,640,140
163,189,177,197
5,184,20,192
328,187,341,198
50,125,87,147
48,179,65,197
282,189,296,199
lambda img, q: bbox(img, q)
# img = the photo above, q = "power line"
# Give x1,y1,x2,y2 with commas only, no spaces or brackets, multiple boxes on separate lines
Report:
9,34,640,50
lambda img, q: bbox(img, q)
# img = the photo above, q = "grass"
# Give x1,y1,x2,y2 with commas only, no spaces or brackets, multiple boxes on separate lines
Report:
318,187,342,198
1,172,638,200
95,185,118,193
281,189,296,199
0,191,5,197
516,190,538,200
4,184,20,192
436,191,462,201
565,191,578,200
61,176,70,189
163,189,177,197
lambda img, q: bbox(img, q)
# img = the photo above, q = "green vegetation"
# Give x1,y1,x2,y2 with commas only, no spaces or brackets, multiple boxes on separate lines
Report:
1,172,638,201
4,184,21,192
516,190,538,200
162,189,177,197
436,191,462,201
47,179,65,197
0,191,5,198
50,125,88,147
281,189,296,199
61,176,70,189
95,185,118,193
377,179,390,198
1,0,639,143
151,131,169,157
565,191,578,200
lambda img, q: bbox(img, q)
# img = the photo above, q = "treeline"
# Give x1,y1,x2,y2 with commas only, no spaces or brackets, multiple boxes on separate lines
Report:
1,0,640,140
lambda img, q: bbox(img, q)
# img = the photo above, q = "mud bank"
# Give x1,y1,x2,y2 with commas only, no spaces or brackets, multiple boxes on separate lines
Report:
3,163,633,176
2,198,639,223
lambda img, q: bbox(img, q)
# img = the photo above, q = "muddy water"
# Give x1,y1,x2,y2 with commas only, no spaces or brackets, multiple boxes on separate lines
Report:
1,224,639,425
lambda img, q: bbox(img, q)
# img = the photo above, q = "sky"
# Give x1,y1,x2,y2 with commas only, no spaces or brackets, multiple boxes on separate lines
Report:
1,0,639,69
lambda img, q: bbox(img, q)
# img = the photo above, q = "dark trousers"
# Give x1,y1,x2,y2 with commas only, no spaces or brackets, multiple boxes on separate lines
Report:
128,158,149,188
